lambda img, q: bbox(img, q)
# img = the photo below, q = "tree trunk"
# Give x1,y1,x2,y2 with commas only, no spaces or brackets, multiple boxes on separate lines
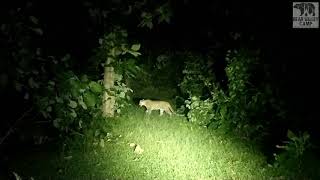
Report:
102,66,115,117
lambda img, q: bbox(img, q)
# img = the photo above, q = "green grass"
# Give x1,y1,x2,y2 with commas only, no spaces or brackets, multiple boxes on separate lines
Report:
8,105,283,180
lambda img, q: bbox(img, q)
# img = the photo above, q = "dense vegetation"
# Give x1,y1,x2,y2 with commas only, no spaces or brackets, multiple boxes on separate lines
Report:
1,1,319,179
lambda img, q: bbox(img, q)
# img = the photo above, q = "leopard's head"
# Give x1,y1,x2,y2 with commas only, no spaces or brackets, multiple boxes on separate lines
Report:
139,99,145,106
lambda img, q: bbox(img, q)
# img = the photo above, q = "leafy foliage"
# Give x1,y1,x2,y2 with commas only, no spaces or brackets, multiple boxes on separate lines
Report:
36,70,104,132
185,96,214,126
41,27,142,133
272,130,319,179
93,27,142,83
1,4,46,102
110,74,133,114
178,49,286,143
93,27,142,115
221,49,265,138
179,54,214,97
138,2,172,29
221,49,288,142
94,27,141,67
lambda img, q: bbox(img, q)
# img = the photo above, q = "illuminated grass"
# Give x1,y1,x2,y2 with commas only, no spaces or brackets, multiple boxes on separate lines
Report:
9,105,279,179
57,105,276,180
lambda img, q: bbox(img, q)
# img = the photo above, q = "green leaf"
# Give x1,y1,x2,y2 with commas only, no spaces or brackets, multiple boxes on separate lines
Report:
146,22,153,29
79,120,83,129
48,81,55,86
12,172,22,180
128,51,141,57
61,54,71,62
80,75,89,82
89,81,103,93
131,44,140,51
78,96,87,110
29,16,39,24
119,92,125,98
106,57,114,64
110,47,122,57
98,38,103,45
83,92,96,107
69,79,81,97
28,77,39,89
15,82,23,92
121,46,129,55
115,48,122,56
31,28,43,35
56,96,63,103
110,48,116,57
95,130,100,137
99,139,105,147
53,118,61,128
46,106,52,112
68,100,78,108
287,129,295,140
70,109,77,118
303,131,310,141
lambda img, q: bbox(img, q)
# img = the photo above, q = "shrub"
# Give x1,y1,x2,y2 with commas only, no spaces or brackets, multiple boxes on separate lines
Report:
179,54,214,97
272,130,319,179
185,96,215,126
35,70,104,133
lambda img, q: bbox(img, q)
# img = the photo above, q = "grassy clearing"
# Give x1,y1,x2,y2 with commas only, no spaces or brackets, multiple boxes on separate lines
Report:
8,105,280,180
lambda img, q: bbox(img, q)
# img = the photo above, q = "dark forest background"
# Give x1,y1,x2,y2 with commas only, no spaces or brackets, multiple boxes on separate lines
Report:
0,0,319,179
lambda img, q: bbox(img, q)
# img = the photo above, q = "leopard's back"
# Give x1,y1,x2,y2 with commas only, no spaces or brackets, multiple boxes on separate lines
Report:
139,99,174,115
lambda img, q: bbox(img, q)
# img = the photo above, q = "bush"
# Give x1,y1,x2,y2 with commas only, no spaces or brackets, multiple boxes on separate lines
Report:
178,48,286,143
179,54,214,97
185,96,215,126
272,130,320,179
35,70,104,133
